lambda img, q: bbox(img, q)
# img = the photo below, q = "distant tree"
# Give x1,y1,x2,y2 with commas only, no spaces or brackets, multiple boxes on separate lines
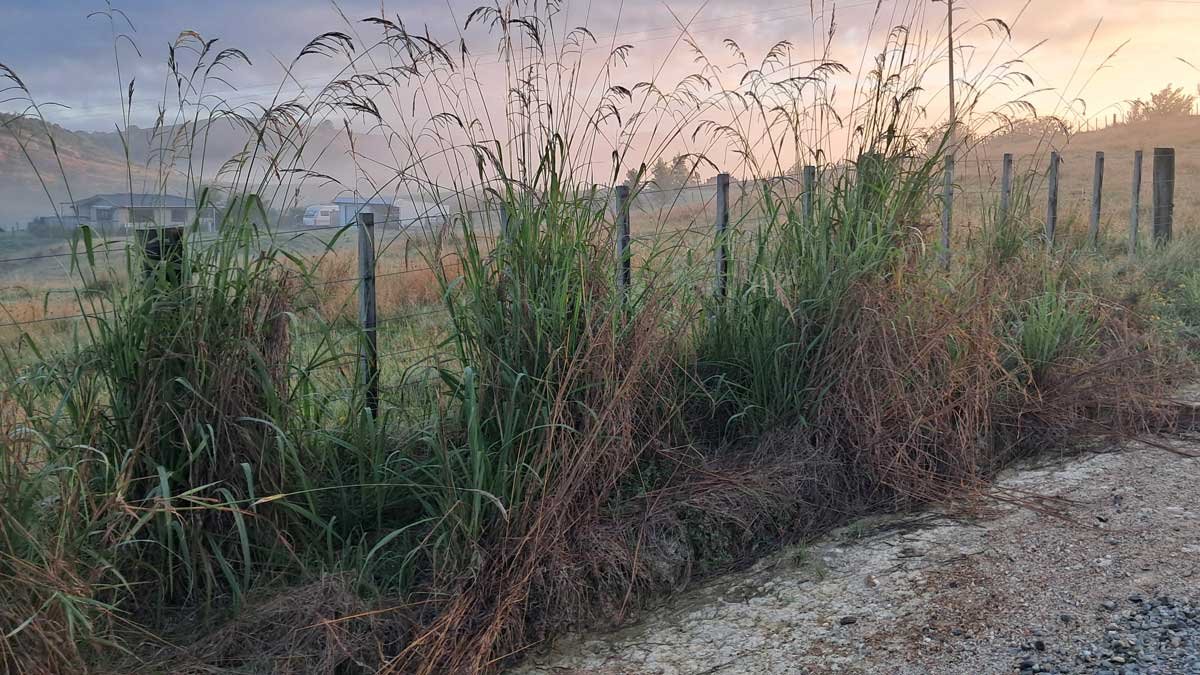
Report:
649,155,696,192
642,155,701,206
1129,85,1195,122
623,164,645,191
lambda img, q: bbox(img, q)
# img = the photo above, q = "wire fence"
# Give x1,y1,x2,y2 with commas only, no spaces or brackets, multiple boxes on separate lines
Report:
2,147,1191,401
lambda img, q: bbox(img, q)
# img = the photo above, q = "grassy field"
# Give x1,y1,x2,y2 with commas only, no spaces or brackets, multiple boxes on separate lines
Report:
957,116,1200,245
3,4,1200,675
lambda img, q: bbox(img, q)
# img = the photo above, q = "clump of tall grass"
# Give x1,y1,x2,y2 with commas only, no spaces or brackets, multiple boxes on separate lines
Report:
1015,283,1100,383
693,153,941,439
0,391,123,675
3,206,331,606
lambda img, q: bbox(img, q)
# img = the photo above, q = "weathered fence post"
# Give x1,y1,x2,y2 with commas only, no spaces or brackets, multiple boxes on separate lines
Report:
136,225,185,285
357,212,379,417
1046,151,1060,250
715,173,730,300
940,154,953,270
1088,151,1104,247
1153,147,1175,247
1130,150,1143,260
999,153,1013,223
802,165,816,226
615,185,631,302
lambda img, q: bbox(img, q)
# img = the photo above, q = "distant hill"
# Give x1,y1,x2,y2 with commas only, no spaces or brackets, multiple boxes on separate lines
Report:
0,113,156,228
971,115,1200,170
9,110,1196,235
0,113,405,228
961,115,1200,235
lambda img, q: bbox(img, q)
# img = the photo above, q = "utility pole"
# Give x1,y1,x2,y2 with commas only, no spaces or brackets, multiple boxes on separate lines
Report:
941,0,957,151
938,0,956,269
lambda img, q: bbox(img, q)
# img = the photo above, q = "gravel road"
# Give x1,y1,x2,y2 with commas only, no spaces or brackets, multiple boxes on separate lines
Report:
509,437,1200,675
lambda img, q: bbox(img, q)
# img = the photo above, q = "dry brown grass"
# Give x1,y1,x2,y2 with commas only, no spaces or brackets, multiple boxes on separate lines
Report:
380,298,677,674
0,266,125,351
813,259,1185,510
812,269,1013,505
0,391,115,675
962,116,1200,242
150,575,399,675
0,295,90,341
298,250,458,325
0,246,456,352
0,547,99,675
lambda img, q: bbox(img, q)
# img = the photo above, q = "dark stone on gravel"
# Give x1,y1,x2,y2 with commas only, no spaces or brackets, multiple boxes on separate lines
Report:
1015,596,1200,674
838,616,857,625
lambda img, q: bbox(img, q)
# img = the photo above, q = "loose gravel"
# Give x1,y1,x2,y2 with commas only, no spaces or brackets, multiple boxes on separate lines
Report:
1012,596,1200,675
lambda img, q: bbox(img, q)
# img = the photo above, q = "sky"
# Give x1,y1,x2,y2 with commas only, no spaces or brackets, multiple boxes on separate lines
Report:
0,0,1197,227
2,0,1198,134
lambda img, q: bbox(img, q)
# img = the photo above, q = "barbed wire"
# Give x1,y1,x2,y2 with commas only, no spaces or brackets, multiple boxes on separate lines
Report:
315,263,442,288
4,151,1195,332
6,161,1180,272
0,312,90,329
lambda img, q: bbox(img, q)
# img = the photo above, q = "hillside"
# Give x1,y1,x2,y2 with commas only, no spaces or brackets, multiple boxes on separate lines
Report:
0,114,157,228
956,116,1200,237
7,109,1199,234
0,113,404,228
980,114,1200,158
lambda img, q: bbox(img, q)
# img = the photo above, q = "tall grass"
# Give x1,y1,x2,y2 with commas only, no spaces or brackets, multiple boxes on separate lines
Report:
694,153,941,438
0,2,1193,673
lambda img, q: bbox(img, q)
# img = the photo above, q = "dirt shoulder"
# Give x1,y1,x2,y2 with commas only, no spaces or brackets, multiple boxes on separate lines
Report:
509,438,1200,674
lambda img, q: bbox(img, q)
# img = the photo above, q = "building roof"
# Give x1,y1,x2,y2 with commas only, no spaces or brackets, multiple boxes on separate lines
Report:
333,195,394,206
75,193,196,209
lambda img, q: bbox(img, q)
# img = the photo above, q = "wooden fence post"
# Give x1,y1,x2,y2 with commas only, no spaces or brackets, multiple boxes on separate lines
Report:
1088,151,1104,247
1130,150,1143,260
1153,147,1175,247
615,185,631,302
1046,151,1060,250
940,154,953,270
358,212,379,417
137,225,185,285
999,153,1013,223
802,165,816,226
715,173,729,300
